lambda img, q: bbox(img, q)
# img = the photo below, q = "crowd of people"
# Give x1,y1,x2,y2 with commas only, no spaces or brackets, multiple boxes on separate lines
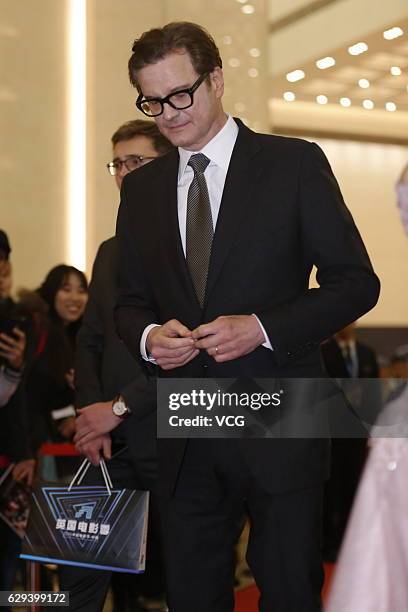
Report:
0,19,407,612
0,118,172,612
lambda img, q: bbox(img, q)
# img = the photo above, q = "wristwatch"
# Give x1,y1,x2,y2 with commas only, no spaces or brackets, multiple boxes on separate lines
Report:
112,395,131,419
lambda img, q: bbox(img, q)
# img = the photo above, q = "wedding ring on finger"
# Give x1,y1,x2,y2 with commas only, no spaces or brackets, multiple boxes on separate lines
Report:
215,345,219,355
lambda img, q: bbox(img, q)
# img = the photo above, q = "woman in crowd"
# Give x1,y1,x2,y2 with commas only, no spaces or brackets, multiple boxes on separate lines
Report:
26,265,88,477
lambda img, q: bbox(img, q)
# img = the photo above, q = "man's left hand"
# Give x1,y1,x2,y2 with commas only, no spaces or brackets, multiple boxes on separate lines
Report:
192,315,264,362
74,401,122,446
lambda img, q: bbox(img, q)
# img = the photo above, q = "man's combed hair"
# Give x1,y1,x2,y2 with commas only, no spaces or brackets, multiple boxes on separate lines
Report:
111,119,172,155
128,22,222,91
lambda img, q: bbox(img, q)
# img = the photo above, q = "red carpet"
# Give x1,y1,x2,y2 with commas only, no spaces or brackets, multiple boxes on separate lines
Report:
234,563,335,611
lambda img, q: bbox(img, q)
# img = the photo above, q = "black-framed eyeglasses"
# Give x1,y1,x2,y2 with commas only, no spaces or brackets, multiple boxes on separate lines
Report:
106,155,157,176
136,72,210,117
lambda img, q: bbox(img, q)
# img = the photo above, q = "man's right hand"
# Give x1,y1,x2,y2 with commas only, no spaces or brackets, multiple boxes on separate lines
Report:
75,433,112,466
147,319,199,370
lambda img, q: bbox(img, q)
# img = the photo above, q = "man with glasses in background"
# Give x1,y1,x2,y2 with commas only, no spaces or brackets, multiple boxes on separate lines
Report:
65,120,172,612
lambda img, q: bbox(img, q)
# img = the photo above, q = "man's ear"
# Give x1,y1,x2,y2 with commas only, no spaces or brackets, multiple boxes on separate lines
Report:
210,67,224,99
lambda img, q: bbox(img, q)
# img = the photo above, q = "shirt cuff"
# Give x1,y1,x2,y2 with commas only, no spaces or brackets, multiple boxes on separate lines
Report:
252,314,273,350
140,324,161,362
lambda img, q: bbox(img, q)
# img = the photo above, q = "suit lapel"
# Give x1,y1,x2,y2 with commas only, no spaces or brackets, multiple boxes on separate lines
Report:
205,122,262,303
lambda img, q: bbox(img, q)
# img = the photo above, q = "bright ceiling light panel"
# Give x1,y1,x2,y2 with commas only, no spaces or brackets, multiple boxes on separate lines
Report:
283,91,296,102
348,42,368,56
316,57,336,69
383,27,403,40
286,69,305,82
362,99,374,110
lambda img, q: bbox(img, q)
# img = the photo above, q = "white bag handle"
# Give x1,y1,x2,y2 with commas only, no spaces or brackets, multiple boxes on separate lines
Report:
68,458,113,496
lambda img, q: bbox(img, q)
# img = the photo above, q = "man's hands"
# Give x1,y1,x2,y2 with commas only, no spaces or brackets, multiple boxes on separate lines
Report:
148,315,264,369
76,434,112,467
0,328,26,370
12,459,36,486
146,319,199,370
74,401,121,465
192,315,264,362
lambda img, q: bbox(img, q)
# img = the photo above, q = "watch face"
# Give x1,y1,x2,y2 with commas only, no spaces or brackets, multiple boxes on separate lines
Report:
113,400,127,417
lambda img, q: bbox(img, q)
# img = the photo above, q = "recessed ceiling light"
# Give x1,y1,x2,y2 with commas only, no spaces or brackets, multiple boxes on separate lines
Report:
316,95,328,105
316,57,336,69
390,66,402,76
385,102,397,112
286,69,305,82
283,91,296,102
358,78,370,89
248,68,258,78
362,99,374,110
383,27,403,40
228,58,240,68
340,97,351,107
222,36,232,45
348,42,368,56
249,48,261,58
241,4,255,14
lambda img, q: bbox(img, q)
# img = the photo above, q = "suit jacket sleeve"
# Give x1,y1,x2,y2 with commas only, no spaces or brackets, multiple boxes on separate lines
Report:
256,142,380,366
75,243,107,407
120,375,156,422
115,180,159,363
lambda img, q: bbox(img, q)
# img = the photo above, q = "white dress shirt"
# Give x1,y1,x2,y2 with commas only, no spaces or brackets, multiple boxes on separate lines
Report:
141,115,271,359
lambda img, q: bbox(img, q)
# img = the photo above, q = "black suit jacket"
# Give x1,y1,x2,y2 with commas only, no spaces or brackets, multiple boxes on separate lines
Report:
75,237,156,482
115,119,380,497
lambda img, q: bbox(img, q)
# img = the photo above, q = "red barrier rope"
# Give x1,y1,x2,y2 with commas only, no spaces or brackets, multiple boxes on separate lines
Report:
38,442,79,457
1,444,79,467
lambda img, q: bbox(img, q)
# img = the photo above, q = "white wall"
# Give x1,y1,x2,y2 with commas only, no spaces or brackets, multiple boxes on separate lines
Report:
0,1,66,291
313,137,408,326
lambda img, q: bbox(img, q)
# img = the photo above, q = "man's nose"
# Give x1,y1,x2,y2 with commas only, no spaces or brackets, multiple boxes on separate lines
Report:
118,163,129,177
162,101,179,121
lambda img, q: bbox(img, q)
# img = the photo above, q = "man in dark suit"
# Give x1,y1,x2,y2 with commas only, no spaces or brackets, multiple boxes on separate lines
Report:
322,323,379,380
321,323,379,560
66,120,172,612
77,22,380,612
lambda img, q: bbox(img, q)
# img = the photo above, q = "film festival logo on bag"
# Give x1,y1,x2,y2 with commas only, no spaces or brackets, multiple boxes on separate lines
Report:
55,501,111,541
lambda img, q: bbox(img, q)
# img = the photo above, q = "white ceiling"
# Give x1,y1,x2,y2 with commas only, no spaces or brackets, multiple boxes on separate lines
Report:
271,18,408,113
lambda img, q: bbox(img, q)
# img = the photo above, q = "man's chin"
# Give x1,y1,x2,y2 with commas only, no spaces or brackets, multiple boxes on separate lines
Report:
164,125,193,147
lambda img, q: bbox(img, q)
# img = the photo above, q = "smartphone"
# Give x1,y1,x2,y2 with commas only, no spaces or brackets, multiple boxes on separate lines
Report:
0,314,29,338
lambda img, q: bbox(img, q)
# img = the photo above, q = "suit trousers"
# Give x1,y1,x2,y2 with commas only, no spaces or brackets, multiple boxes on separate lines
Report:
56,445,164,612
161,439,323,612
